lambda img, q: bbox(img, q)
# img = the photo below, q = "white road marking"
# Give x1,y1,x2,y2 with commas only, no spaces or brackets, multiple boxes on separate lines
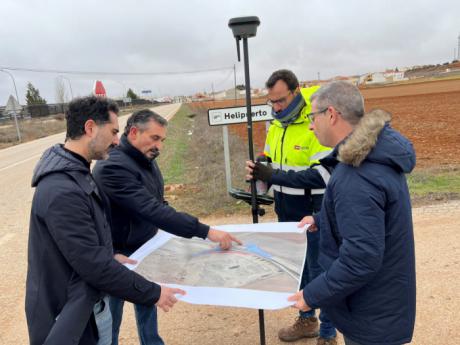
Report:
0,153,43,172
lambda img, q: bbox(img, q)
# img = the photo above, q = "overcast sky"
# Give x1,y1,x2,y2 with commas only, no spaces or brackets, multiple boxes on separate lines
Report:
1,0,459,104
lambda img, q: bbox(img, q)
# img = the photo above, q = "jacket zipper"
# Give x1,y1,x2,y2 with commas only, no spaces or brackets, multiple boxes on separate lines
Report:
279,126,288,194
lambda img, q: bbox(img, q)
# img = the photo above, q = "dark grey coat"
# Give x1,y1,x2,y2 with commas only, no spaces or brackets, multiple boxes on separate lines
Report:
26,144,161,345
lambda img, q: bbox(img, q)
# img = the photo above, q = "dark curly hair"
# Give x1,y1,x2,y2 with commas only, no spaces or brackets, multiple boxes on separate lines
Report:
265,69,299,91
65,96,119,140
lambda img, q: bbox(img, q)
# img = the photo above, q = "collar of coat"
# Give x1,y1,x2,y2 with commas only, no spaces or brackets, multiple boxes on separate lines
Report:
270,109,308,128
119,134,153,169
337,109,392,167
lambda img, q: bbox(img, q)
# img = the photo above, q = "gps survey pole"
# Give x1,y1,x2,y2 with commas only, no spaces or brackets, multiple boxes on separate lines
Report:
229,16,266,345
228,16,260,224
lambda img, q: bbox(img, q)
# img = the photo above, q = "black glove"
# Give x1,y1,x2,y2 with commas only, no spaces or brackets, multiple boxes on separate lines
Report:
253,162,273,182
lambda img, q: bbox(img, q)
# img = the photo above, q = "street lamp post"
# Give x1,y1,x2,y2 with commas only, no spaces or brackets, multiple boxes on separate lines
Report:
119,81,128,99
112,80,128,107
0,69,22,141
59,75,74,100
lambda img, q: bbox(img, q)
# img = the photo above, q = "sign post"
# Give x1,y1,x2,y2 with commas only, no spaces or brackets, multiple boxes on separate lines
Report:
1,69,22,141
208,104,271,192
4,94,22,141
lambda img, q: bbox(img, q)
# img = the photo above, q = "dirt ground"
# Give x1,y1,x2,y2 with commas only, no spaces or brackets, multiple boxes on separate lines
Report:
1,200,458,345
112,201,460,345
204,78,460,169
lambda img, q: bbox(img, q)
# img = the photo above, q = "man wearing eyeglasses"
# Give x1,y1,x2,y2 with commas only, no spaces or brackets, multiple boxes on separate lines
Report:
288,81,416,345
251,70,336,345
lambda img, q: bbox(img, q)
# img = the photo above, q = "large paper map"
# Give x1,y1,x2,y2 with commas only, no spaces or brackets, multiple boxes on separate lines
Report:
127,222,307,310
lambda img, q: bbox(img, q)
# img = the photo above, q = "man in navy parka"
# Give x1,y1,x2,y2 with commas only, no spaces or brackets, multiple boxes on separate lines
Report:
289,81,416,345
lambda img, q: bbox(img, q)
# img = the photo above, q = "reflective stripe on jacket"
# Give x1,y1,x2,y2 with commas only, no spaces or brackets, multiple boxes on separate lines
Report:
264,86,330,221
264,86,331,220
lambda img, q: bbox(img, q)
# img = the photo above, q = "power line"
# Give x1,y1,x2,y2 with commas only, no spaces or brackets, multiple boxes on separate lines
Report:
0,65,234,76
214,69,235,89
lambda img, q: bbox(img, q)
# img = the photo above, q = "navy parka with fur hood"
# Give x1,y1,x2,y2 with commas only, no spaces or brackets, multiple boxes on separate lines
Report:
303,110,416,345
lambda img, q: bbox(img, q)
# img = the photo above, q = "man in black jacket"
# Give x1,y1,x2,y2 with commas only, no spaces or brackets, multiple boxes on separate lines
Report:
26,96,185,345
93,109,241,345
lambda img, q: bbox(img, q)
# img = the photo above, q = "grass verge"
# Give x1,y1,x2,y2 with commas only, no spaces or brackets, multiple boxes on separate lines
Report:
158,104,254,218
157,106,190,184
159,104,460,217
408,166,460,205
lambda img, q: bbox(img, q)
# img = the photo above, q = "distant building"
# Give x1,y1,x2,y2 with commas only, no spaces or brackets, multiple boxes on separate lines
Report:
366,72,386,84
191,93,210,102
209,87,264,101
384,70,407,82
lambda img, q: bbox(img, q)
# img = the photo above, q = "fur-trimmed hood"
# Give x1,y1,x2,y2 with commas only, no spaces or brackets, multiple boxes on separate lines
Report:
338,109,416,173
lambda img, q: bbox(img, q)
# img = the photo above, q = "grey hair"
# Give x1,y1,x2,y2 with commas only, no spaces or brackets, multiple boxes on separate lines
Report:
310,81,364,125
124,109,168,136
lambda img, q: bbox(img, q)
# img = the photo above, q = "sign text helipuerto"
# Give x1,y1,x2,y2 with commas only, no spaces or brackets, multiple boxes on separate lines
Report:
208,105,272,126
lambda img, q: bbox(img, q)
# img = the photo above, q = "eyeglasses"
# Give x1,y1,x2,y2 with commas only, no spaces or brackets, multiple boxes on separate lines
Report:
266,91,293,107
306,108,328,122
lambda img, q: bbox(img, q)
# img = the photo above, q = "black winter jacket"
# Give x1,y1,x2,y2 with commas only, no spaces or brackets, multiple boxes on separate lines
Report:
93,135,209,253
268,152,332,218
26,144,161,345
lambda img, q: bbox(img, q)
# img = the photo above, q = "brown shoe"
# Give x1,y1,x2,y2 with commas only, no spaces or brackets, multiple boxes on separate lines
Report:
317,336,337,345
278,316,319,342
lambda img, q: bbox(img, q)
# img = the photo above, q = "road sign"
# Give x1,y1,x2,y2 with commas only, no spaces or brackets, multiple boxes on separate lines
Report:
5,95,21,113
208,104,272,126
93,80,106,97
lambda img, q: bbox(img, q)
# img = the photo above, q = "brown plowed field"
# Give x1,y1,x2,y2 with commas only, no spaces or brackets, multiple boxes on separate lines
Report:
192,78,460,169
365,90,460,168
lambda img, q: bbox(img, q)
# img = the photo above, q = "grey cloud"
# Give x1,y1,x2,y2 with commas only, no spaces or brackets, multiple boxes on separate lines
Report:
1,0,459,103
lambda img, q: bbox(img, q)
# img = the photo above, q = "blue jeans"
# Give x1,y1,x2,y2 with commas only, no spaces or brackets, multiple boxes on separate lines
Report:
110,296,164,345
94,296,112,345
299,230,336,339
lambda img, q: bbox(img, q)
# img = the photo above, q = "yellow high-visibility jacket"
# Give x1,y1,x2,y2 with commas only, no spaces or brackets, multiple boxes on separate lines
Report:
264,86,331,221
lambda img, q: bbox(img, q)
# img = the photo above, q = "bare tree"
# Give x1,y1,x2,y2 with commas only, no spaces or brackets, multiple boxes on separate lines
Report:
55,77,66,103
